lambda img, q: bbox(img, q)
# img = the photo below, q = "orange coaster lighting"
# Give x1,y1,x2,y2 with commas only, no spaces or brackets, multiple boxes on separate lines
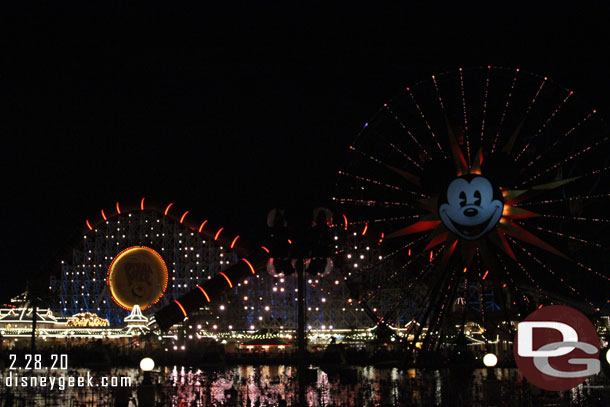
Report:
261,246,270,253
180,211,189,224
86,220,93,230
241,258,255,274
230,235,240,249
219,272,233,288
116,202,121,214
214,228,224,241
140,197,145,210
164,203,174,216
198,220,208,233
174,300,187,317
196,285,211,302
362,222,368,236
101,209,107,221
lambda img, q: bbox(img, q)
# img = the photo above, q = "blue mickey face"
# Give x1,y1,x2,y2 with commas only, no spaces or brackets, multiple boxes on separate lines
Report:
439,176,503,240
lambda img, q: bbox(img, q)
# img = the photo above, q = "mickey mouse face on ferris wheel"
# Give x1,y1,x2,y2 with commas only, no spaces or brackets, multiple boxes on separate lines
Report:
438,176,504,240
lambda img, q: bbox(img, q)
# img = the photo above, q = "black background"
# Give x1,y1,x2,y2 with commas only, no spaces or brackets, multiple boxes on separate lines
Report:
0,2,609,300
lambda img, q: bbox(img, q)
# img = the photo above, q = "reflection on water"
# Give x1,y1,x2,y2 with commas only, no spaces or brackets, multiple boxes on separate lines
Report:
1,365,609,406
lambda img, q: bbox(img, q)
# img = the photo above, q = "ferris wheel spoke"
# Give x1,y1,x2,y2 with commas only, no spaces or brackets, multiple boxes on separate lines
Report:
405,87,447,159
480,74,490,145
511,240,596,309
525,111,596,169
513,88,572,161
383,104,434,162
332,196,414,209
337,170,427,198
523,135,610,185
514,192,610,207
527,224,603,248
458,68,471,164
490,69,519,153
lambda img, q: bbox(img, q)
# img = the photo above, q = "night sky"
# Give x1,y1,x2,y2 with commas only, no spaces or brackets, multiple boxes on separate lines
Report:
1,3,609,300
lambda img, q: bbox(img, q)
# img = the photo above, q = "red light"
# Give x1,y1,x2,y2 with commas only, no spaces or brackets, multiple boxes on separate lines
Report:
214,228,224,241
482,270,489,280
116,202,121,214
164,203,174,216
342,214,348,230
230,236,240,249
287,239,292,245
174,300,187,317
463,267,467,273
378,232,384,245
261,246,270,253
196,285,211,302
198,220,208,233
180,211,189,224
86,220,93,231
538,304,543,309
101,209,107,221
362,222,368,236
140,197,145,210
219,272,233,288
429,251,433,262
241,258,255,274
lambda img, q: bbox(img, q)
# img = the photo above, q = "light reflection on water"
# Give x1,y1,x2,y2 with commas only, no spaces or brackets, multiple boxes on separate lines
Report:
1,366,609,406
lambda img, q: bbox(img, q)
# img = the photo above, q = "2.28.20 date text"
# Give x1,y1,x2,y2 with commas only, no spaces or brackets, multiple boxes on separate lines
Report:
9,354,68,370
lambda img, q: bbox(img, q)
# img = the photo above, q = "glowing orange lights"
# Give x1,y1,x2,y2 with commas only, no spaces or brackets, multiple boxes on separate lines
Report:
429,251,434,262
174,300,187,318
219,272,233,288
482,270,489,280
116,202,121,214
198,220,208,233
261,246,270,253
214,228,224,241
362,222,368,236
463,267,468,273
140,197,145,210
287,239,292,245
196,285,211,302
164,203,174,216
86,220,93,230
180,211,189,224
342,214,348,230
241,258,255,274
101,209,107,221
378,232,384,245
230,236,240,249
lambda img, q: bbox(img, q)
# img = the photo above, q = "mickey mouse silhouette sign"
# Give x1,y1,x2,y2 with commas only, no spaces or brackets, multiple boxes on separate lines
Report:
439,175,503,240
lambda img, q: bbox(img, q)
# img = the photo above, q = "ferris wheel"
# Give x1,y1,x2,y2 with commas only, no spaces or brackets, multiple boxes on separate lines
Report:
332,66,610,355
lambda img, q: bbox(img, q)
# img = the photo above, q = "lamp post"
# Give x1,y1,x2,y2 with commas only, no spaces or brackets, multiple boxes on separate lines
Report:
483,352,500,406
137,357,156,407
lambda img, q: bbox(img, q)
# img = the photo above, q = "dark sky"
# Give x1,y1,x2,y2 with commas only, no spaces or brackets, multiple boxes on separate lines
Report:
1,2,609,300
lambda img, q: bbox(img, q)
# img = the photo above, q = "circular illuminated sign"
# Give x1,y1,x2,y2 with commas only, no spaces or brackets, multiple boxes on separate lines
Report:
438,175,504,240
107,246,168,310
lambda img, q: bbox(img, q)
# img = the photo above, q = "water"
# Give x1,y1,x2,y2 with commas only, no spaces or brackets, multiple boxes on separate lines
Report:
0,365,609,406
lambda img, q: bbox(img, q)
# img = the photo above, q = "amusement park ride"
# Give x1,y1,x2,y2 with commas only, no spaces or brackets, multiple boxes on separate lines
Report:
36,67,610,367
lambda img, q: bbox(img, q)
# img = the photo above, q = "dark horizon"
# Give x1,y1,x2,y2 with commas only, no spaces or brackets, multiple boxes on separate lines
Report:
2,3,610,300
